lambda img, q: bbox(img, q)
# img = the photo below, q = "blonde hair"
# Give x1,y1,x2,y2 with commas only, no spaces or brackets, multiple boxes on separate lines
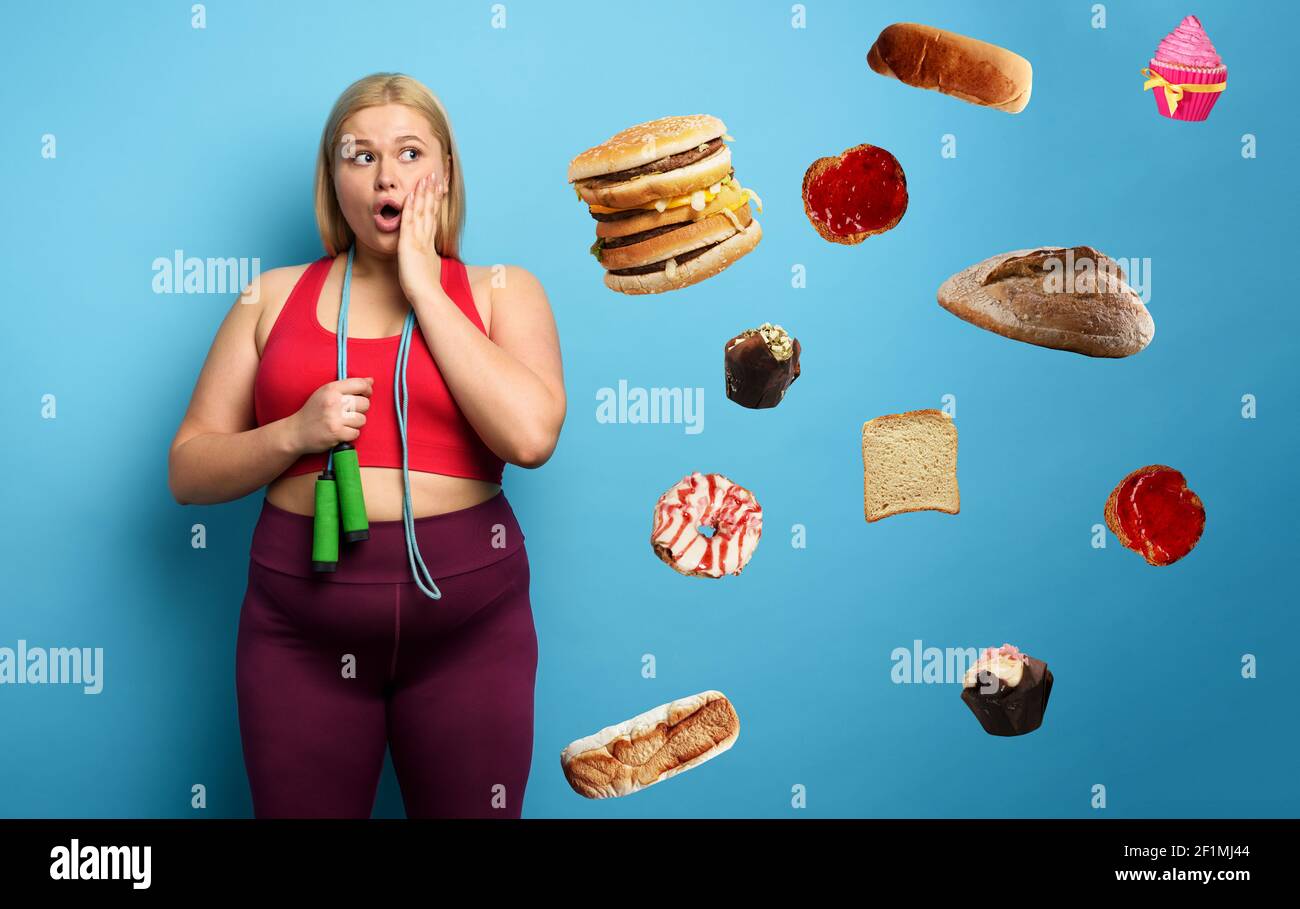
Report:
314,72,466,260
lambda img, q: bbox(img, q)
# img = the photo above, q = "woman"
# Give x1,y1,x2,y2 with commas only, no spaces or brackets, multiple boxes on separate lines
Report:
167,73,565,818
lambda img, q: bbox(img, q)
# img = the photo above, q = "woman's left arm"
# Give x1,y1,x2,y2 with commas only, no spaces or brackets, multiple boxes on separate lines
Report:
398,173,565,468
411,263,566,468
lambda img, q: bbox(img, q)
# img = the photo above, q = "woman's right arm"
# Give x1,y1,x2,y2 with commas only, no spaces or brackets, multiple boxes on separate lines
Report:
167,269,372,506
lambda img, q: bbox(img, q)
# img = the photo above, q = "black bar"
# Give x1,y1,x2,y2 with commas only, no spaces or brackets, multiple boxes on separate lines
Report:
0,818,1286,892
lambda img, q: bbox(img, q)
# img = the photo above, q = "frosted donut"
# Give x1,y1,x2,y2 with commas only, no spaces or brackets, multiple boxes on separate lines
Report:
651,472,763,577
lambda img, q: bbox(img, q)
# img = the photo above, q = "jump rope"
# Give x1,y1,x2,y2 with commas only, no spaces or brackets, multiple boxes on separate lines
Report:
310,244,443,600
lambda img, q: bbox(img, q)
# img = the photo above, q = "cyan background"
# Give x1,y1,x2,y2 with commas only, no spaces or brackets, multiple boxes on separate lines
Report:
4,0,1296,818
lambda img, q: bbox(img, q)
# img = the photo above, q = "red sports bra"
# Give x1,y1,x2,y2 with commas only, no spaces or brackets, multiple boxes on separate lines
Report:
254,254,505,484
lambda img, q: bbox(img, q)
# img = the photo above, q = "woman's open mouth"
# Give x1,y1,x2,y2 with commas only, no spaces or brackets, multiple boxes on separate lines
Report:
374,202,402,233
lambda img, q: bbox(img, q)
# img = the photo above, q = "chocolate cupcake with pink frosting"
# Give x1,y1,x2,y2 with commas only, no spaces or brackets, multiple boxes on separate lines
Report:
960,644,1053,737
1142,15,1228,121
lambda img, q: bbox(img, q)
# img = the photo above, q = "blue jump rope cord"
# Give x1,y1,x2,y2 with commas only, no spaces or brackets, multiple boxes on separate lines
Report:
328,245,443,600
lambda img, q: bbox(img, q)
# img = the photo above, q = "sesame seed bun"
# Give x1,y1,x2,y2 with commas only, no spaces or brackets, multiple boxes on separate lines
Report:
567,114,728,182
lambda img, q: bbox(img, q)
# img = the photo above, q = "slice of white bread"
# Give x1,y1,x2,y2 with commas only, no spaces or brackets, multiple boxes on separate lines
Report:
861,409,959,522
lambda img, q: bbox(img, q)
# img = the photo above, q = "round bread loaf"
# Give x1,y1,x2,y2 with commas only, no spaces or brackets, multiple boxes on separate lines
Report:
937,246,1154,357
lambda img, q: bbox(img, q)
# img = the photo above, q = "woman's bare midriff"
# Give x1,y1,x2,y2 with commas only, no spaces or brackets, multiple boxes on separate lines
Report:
266,468,501,520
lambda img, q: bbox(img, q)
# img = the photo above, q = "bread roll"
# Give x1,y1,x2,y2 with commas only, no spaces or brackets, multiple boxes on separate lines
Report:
560,691,740,799
937,246,1154,357
867,23,1032,113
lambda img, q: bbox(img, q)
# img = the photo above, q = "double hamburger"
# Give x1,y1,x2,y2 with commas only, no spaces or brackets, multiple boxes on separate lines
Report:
567,115,763,294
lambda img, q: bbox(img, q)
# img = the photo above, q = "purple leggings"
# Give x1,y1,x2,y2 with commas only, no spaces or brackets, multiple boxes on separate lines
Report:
236,491,537,818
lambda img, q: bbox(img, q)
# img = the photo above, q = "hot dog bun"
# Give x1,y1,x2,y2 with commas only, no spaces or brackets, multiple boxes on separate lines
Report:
867,22,1033,113
560,690,740,799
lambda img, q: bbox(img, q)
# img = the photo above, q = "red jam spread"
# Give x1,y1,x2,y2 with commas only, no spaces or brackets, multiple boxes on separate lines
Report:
1115,466,1205,566
806,145,908,237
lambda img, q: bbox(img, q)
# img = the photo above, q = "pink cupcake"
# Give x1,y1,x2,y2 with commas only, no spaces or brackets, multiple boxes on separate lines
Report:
1143,15,1227,121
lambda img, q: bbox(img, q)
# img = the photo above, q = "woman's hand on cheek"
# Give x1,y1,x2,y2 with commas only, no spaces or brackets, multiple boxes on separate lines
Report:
397,173,445,306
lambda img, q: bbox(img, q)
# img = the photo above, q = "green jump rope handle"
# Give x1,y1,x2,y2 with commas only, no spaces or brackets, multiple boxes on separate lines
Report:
311,469,340,572
332,441,369,542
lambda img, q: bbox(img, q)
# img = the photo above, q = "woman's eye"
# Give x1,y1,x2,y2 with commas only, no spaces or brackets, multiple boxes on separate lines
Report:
401,148,420,161
355,151,374,164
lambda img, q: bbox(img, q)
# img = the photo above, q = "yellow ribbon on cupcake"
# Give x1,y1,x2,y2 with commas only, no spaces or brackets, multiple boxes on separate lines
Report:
1141,68,1226,117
